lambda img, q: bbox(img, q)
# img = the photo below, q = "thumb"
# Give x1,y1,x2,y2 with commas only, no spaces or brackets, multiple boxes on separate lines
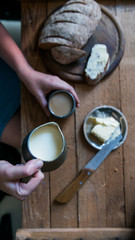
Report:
7,159,43,180
36,91,50,117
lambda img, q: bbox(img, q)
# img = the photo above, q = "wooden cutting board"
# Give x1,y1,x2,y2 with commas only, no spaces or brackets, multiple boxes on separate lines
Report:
40,5,125,84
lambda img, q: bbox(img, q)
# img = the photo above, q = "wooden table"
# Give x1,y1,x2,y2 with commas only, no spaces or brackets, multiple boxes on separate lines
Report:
17,0,135,239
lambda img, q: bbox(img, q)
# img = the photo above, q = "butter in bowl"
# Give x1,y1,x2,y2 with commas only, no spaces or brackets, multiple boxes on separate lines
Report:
83,105,128,150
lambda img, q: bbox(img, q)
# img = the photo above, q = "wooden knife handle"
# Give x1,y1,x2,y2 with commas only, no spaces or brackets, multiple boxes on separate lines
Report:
55,168,94,203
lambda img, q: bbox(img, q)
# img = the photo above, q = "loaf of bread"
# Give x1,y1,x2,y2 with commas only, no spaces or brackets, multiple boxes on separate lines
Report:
39,0,102,64
51,46,86,64
84,44,110,85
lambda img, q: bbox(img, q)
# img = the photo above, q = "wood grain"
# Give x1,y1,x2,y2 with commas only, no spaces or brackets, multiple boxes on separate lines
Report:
16,228,135,240
20,0,135,237
21,1,50,228
116,0,135,227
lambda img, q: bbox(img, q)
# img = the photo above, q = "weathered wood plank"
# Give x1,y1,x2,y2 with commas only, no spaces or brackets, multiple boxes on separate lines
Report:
20,0,135,232
16,228,135,240
100,2,125,228
116,0,135,227
21,1,50,228
45,0,78,228
76,0,125,228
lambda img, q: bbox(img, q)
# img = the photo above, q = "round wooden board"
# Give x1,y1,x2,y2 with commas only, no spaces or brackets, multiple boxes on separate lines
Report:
40,5,125,84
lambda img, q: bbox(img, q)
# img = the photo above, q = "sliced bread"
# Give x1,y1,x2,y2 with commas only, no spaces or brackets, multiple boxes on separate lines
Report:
84,44,110,85
39,0,102,64
51,46,86,64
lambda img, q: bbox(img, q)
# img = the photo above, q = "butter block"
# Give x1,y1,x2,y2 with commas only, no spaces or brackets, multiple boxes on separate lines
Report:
91,124,117,143
89,116,119,127
90,116,120,142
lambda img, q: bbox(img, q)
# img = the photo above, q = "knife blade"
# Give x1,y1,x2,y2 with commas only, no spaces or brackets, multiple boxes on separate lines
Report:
55,132,123,204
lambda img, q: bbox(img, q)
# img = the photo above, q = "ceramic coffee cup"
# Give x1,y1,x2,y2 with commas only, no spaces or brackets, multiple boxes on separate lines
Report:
22,122,67,172
48,90,76,118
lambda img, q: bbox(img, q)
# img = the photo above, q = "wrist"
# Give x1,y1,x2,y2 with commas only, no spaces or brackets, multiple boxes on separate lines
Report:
17,62,34,84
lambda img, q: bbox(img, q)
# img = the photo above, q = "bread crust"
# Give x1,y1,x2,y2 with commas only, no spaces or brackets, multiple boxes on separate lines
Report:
43,12,92,27
40,22,90,49
85,58,110,85
39,0,102,64
39,36,73,49
51,46,86,64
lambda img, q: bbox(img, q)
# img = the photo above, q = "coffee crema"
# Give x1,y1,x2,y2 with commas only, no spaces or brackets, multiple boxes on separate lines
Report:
49,92,74,117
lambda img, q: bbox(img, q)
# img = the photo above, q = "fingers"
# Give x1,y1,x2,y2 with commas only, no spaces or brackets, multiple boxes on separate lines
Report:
51,76,80,107
0,159,44,200
0,160,9,165
7,159,43,181
36,91,50,116
37,73,80,109
68,87,80,107
15,169,44,200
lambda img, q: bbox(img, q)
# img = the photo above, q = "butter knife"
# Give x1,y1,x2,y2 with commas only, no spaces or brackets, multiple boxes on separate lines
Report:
55,132,123,203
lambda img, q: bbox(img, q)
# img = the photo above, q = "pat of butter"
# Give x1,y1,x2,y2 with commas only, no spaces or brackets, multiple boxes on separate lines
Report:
90,116,120,143
89,116,119,127
91,125,117,142
85,44,109,80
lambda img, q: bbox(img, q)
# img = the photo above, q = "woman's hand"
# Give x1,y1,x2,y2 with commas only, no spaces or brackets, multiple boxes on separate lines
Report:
19,67,80,116
0,159,44,200
0,23,80,116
